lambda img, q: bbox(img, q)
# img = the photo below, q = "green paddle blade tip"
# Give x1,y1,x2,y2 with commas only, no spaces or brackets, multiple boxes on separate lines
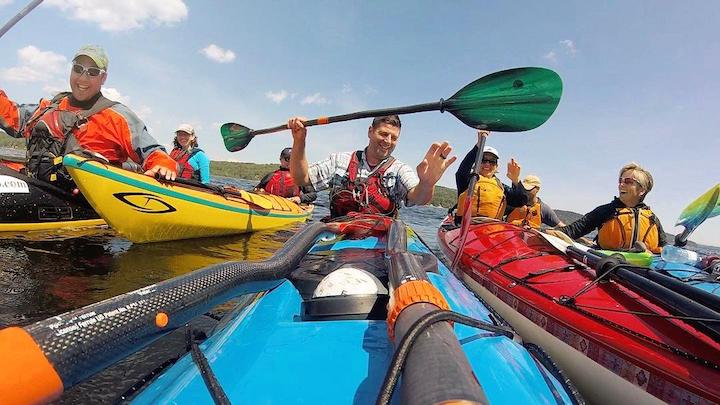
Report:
220,123,254,152
446,67,563,132
676,184,720,230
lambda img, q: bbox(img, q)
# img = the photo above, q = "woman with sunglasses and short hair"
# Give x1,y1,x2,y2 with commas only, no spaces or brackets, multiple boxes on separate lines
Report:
454,130,529,223
550,162,667,253
255,147,316,204
0,44,177,192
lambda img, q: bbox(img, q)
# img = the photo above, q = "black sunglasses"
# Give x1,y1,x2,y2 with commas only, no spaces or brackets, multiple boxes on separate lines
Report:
481,159,498,165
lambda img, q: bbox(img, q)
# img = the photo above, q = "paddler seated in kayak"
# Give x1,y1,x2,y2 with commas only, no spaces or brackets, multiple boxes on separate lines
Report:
547,162,667,253
170,124,211,184
454,130,529,224
287,115,456,218
505,175,565,229
255,147,316,204
0,44,177,193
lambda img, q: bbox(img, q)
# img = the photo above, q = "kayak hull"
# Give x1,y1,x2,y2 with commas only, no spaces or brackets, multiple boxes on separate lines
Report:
438,218,720,405
63,154,312,243
130,220,577,404
0,161,106,235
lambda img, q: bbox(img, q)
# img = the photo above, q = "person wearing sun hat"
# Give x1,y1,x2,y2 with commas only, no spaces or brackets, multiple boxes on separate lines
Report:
454,130,529,222
170,123,211,184
505,174,564,228
0,44,177,192
255,147,316,204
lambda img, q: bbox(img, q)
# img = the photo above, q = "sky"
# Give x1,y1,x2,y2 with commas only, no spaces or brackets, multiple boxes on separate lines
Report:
0,1,718,246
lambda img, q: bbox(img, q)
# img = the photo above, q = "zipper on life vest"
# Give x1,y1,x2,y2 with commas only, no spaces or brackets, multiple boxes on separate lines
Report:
630,208,640,249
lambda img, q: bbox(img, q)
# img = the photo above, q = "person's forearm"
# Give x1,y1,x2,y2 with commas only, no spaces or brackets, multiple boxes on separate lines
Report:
407,181,434,206
289,138,310,186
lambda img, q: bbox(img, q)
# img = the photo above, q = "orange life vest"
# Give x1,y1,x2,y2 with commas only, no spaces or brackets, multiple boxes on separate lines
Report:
597,207,661,253
457,175,505,219
507,199,542,228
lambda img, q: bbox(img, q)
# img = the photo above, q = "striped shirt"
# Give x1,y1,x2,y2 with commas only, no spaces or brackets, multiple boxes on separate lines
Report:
308,150,420,206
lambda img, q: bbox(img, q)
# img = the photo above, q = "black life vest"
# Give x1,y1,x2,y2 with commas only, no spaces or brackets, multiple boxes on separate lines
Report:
170,147,203,181
24,92,117,190
329,151,397,218
265,169,300,198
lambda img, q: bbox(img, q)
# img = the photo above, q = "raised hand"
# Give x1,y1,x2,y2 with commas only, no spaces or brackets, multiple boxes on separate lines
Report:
507,158,521,184
287,117,307,142
417,141,457,186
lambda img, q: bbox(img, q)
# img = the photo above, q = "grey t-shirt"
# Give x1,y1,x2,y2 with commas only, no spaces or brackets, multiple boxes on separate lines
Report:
308,150,419,206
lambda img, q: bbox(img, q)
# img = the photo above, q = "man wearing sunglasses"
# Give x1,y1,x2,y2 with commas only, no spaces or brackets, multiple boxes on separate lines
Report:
0,44,177,193
255,147,316,204
549,162,667,253
454,130,529,222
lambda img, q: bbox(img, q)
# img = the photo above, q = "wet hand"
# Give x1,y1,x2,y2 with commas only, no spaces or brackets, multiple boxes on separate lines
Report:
417,141,457,185
144,165,177,181
287,117,307,142
507,158,521,183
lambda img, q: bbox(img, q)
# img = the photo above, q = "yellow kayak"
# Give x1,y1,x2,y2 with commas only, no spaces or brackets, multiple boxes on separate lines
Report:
63,153,313,243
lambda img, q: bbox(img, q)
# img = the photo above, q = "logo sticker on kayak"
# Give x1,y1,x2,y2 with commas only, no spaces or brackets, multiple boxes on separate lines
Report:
0,175,30,194
113,192,177,213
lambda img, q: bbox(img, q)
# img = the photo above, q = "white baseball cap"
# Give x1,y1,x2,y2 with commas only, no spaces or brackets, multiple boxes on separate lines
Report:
483,146,499,158
175,123,195,135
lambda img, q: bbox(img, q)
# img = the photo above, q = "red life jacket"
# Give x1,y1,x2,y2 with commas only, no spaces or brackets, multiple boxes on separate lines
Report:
170,147,202,181
265,169,300,198
330,151,397,218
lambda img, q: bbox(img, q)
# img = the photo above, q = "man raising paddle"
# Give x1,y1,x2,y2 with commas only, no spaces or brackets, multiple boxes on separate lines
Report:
287,115,456,219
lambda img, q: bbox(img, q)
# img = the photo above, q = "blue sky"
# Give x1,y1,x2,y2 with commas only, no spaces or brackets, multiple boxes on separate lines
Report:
1,1,718,245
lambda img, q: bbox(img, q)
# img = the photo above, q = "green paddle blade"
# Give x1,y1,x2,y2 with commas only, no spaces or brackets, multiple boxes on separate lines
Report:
676,184,720,237
445,67,563,131
221,122,254,152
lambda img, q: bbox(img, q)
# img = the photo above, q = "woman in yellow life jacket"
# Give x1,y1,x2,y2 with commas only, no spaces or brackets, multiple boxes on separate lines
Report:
550,162,667,253
454,130,529,222
505,175,565,229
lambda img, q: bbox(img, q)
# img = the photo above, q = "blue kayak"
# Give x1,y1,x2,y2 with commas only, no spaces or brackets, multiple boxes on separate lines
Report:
651,256,720,296
132,217,578,404
0,216,581,404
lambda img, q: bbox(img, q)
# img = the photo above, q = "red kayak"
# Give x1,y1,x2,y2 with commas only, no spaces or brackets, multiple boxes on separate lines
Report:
438,217,720,405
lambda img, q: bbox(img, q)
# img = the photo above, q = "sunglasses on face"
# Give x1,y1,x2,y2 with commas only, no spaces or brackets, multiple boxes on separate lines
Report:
481,159,498,165
619,177,640,186
282,156,291,162
71,63,105,77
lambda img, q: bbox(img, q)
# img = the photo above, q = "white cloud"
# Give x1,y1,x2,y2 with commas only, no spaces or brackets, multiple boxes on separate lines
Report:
102,87,131,105
560,39,577,55
542,51,557,64
301,93,329,105
0,0,14,6
201,44,236,63
0,45,67,83
265,90,288,103
342,84,352,94
103,87,152,120
44,0,187,32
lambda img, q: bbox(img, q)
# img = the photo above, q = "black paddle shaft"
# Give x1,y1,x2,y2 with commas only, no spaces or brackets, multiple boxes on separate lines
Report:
567,246,720,342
